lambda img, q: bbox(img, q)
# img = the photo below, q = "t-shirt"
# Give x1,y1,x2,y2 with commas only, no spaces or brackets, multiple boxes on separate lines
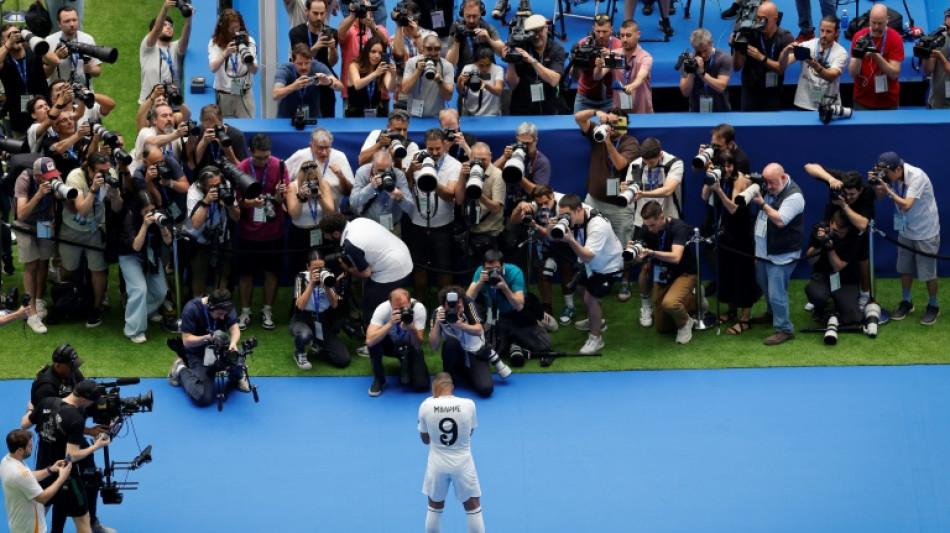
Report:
431,295,485,352
509,38,567,116
609,45,653,113
793,38,848,110
577,36,622,101
360,130,420,165
808,223,861,283
418,395,477,472
45,31,101,88
681,48,732,112
402,56,455,118
893,163,939,241
286,147,355,211
739,28,794,111
408,154,460,228
139,39,183,104
460,64,503,117
641,216,694,280
179,297,239,359
31,365,85,406
208,36,257,93
584,131,640,203
445,21,501,68
0,48,50,133
928,36,950,109
627,152,684,227
341,217,413,283
370,299,427,344
1,455,45,533
339,23,389,99
182,184,230,244
274,60,334,119
471,262,526,315
585,212,624,274
132,155,187,221
236,157,291,241
28,397,86,470
469,165,506,235
14,172,55,226
62,167,109,232
850,27,904,109
288,24,339,72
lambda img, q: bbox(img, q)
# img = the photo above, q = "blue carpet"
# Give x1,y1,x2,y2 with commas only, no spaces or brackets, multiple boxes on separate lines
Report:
3,365,950,532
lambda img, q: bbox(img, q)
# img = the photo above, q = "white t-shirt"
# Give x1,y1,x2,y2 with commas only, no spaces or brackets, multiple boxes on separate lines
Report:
418,395,477,471
139,38,184,104
461,64,503,117
45,31,101,88
285,147,355,209
627,152,684,228
341,217,413,283
208,36,257,92
898,163,940,241
283,0,308,28
586,213,624,275
288,181,324,228
133,126,184,165
1,454,45,533
371,299,427,343
792,38,848,111
408,154,460,229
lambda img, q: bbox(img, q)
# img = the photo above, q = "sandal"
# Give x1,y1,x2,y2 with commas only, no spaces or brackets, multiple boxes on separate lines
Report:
717,309,737,325
727,321,750,335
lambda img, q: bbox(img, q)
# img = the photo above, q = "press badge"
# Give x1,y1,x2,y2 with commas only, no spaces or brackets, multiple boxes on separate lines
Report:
253,208,266,223
20,95,31,113
431,11,445,28
410,99,424,117
146,246,156,266
203,346,216,366
36,220,52,239
606,178,619,197
829,272,841,293
418,194,429,214
230,78,245,95
313,319,324,341
810,84,824,106
530,83,544,102
698,95,713,113
765,72,778,88
653,265,668,284
874,75,887,93
755,213,767,238
379,213,393,231
945,79,950,95
363,109,377,117
309,228,322,247
167,203,182,220
618,91,633,109
893,212,906,232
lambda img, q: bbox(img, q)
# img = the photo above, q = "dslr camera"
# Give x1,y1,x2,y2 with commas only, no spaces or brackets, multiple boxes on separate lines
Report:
622,240,645,262
70,82,96,108
162,82,183,106
233,31,255,64
674,50,698,73
814,223,839,248
868,170,887,186
377,168,397,192
384,131,408,159
502,141,529,184
453,20,476,40
414,151,439,193
391,1,418,26
444,291,460,324
704,166,726,186
611,164,642,207
818,96,852,124
692,145,715,170
397,306,414,324
464,66,490,91
0,286,30,312
486,267,504,287
465,160,485,200
549,213,572,240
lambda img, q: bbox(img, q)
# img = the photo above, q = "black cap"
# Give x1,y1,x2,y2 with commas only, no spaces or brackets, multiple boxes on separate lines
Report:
876,151,903,170
52,344,85,369
73,380,101,402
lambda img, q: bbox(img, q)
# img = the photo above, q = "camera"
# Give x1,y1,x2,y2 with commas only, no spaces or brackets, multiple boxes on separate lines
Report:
692,145,715,170
453,20,476,39
824,314,839,345
611,165,642,207
549,213,572,240
505,15,535,63
216,182,235,206
397,305,414,323
19,29,50,55
730,0,765,54
814,223,839,248
486,267,503,286
392,1,418,26
378,168,396,192
49,177,78,200
232,31,255,64
0,136,28,154
174,0,193,18
864,302,881,338
541,257,557,281
100,171,120,189
184,120,202,138
384,131,408,159
162,82,183,106
622,240,645,262
868,170,886,186
0,286,29,312
60,38,119,63
734,183,760,207
913,28,948,59
151,209,172,228
829,188,844,201
465,67,489,91
90,380,154,426
487,349,512,378
591,124,610,143
422,58,439,80
413,151,438,193
152,161,175,185
442,129,458,142
444,292,460,324
91,123,132,166
292,106,307,131
603,52,624,69
260,194,277,221
213,124,232,148
818,98,852,124
851,34,875,59
674,50,698,73
350,0,379,18
569,36,598,69
70,82,96,108
704,166,725,186
502,141,528,184
217,158,262,199
311,267,337,289
465,160,485,200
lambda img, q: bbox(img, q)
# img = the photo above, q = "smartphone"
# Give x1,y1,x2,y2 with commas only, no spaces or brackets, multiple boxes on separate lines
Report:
65,453,72,463
793,45,811,61
381,52,392,64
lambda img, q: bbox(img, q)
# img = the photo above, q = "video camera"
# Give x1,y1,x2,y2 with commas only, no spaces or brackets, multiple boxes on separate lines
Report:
570,35,598,69
350,1,379,18
392,1,419,26
851,33,876,59
90,378,153,426
913,27,947,59
505,15,535,63
674,50,698,73
60,38,119,63
731,0,766,54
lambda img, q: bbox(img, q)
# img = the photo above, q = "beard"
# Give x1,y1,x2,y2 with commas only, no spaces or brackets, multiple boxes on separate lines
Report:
159,34,173,43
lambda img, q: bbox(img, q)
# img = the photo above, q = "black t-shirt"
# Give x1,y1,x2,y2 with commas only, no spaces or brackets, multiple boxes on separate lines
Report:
31,366,86,406
39,133,84,177
179,297,239,360
732,145,752,175
0,48,50,133
509,38,567,116
289,24,339,72
132,154,188,222
414,0,455,38
449,20,497,68
808,224,861,283
821,186,876,224
641,216,694,281
191,125,249,176
29,397,87,470
738,28,794,111
445,133,477,164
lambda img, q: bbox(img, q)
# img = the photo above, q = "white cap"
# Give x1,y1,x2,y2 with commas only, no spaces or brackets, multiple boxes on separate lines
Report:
523,14,547,31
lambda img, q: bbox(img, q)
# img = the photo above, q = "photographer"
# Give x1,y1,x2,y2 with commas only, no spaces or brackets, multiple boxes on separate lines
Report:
350,149,414,231
869,152,939,325
338,0,389,105
846,4,903,110
429,285,496,398
138,0,194,105
730,0,794,111
922,9,950,109
291,249,351,370
457,47,504,116
167,290,249,406
119,191,171,344
181,166,240,300
286,127,354,211
185,104,248,176
445,0,504,71
678,28,732,113
466,249,551,364
703,123,751,174
0,24,58,136
610,20,654,114
493,122,551,196
357,109,418,167
571,15,621,113
59,152,123,328
390,1,433,103
1,429,73,533
45,7,101,88
345,36,397,118
779,15,847,110
289,0,340,118
40,114,91,177
632,202,698,344
133,143,188,225
555,194,623,354
455,142,504,260
285,162,336,276
400,35,455,118
365,288,429,396
208,9,258,118
505,14,567,116
135,83,191,133
132,102,187,170
272,44,342,120
804,211,863,326
438,109,476,164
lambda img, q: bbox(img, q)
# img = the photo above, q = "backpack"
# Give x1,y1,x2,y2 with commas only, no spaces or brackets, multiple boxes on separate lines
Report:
844,7,906,40
25,2,53,38
46,280,91,324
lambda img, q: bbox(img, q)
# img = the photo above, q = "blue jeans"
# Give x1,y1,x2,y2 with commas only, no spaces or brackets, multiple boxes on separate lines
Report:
119,255,167,337
795,0,836,33
573,93,615,113
756,260,796,334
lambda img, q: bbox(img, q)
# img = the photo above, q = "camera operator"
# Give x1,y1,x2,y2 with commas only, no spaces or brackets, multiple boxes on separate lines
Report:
803,211,863,326
181,166,240,300
45,7,101,88
40,113,91,177
208,9,258,118
429,285,498,397
138,0,194,105
869,151,940,325
345,36,398,118
291,249,351,370
273,44,342,120
505,14,567,116
555,193,623,354
400,35,454,118
730,0,794,111
357,108,418,167
23,380,112,533
466,249,551,364
285,162,336,275
59,152,123,328
571,15,621,113
351,149,415,231
132,102,187,168
609,20,654,114
133,143,188,225
458,47,504,116
922,9,950,109
287,127,355,210
0,24,57,136
185,104,248,176
403,128,461,300
632,202,698,344
846,4,903,110
678,28,732,113
779,15,847,110
438,109,476,164
338,0,390,105
289,0,340,118
365,288,429,396
1,429,73,533
135,83,191,132
445,0,504,71
703,123,751,174
118,191,171,344
455,142,504,260
168,289,249,406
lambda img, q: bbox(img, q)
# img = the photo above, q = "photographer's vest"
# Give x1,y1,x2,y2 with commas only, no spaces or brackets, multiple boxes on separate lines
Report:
765,179,805,256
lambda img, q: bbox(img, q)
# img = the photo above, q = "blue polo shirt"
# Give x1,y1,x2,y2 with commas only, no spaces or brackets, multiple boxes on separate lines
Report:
275,60,334,119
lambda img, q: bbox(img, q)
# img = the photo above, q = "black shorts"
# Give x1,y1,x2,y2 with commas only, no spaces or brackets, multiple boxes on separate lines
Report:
402,222,454,271
236,237,285,276
578,269,620,298
47,473,88,517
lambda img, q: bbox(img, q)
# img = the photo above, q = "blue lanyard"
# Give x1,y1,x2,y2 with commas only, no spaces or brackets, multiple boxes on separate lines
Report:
895,179,906,199
646,166,660,190
159,48,175,82
622,57,635,84
160,187,171,207
758,35,775,60
311,286,325,312
204,306,217,333
70,51,79,71
367,80,377,102
658,229,667,252
310,152,330,177
209,203,219,227
814,44,831,67
307,198,319,222
608,138,621,174
210,143,221,161
253,162,269,189
13,57,27,88
229,53,239,75
435,155,445,173
298,70,310,100
404,36,416,57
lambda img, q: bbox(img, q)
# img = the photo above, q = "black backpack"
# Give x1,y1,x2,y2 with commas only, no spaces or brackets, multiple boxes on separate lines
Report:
844,7,906,40
24,2,53,38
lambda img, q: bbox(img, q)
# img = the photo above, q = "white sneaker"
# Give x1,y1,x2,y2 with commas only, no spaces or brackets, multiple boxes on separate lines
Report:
858,294,869,312
35,299,48,319
804,302,815,311
579,334,604,355
27,314,47,334
639,306,653,327
293,352,312,370
237,311,251,330
675,317,694,344
541,313,559,332
261,309,275,330
128,333,147,344
356,345,370,357
167,357,185,387
574,318,607,331
149,313,163,323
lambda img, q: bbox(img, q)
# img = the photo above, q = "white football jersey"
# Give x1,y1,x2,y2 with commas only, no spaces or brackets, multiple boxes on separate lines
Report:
418,395,477,471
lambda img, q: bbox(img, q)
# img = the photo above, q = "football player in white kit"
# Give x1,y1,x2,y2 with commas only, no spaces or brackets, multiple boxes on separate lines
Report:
418,372,485,533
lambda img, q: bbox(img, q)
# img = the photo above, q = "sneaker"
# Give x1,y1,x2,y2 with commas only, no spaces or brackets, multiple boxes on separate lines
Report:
541,313,559,332
356,345,370,358
516,0,532,13
574,318,607,331
86,308,103,328
237,311,251,330
149,312,163,323
27,314,47,334
642,0,654,15
101,293,110,308
369,377,386,397
579,334,604,355
617,282,633,302
721,1,741,19
804,302,815,311
795,31,815,43
891,300,914,321
858,294,869,312
558,306,575,326
639,306,654,327
659,18,674,37
35,299,47,319
921,305,940,326
675,317,694,344
261,309,275,330
509,344,526,367
491,0,508,19
1,255,13,275
91,521,117,533
128,333,147,344
167,357,185,387
232,375,251,392
294,352,312,370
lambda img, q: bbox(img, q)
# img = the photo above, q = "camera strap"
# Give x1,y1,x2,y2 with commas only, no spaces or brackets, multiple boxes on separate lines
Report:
159,47,176,83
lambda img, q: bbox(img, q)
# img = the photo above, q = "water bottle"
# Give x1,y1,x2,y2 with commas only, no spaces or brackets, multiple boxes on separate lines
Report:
840,9,849,30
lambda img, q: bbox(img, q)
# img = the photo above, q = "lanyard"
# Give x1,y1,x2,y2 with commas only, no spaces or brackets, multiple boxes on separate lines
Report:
404,36,416,58
13,57,27,88
646,165,660,190
229,53,240,76
758,35,775,60
622,55,635,84
204,305,218,333
298,81,310,101
895,179,906,199
307,197,320,222
658,229,667,253
367,80,377,102
159,47,175,82
608,138,622,174
311,286,325,312
208,203,219,228
814,44,831,67
435,155,445,173
210,143,221,162
310,151,330,177
160,186,171,208
253,162,269,189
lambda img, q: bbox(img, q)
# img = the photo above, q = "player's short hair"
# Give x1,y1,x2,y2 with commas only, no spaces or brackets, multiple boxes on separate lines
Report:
530,184,554,200
6,429,32,453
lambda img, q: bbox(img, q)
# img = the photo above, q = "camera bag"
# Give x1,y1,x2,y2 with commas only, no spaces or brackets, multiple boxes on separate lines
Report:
844,8,905,40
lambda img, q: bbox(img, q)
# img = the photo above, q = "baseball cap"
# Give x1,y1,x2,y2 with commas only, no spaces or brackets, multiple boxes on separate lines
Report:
52,344,85,369
35,157,60,180
523,14,547,31
876,151,903,170
73,380,101,402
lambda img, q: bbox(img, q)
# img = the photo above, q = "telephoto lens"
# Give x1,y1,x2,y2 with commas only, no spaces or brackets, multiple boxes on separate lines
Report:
734,183,760,208
502,143,528,184
152,210,172,228
591,124,609,143
549,214,572,240
508,343,526,367
487,349,512,379
692,146,715,170
542,257,557,281
824,314,839,345
414,152,438,193
50,178,78,200
318,268,337,289
622,241,644,262
864,302,881,338
465,160,485,200
705,167,724,186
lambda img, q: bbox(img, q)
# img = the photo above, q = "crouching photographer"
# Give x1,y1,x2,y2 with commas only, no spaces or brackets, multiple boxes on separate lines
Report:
167,289,249,407
429,285,509,398
466,249,551,367
804,211,863,327
365,288,429,397
290,250,351,371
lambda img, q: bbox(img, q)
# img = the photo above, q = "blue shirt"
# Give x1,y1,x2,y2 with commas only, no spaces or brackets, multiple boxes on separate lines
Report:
180,297,238,359
471,263,526,315
275,60,334,119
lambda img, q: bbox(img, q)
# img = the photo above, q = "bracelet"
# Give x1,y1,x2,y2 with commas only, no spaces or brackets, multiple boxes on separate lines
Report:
46,466,53,475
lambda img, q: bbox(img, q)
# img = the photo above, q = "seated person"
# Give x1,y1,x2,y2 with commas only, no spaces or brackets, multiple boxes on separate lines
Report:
290,250,351,371
365,288,430,397
804,211,863,326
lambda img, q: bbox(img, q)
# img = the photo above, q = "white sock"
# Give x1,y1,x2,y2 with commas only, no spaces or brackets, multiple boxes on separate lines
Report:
641,295,652,309
425,506,442,533
564,294,574,308
860,291,870,299
466,507,485,533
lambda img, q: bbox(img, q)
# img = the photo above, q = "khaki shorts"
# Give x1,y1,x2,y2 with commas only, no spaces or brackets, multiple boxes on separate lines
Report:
13,224,54,263
59,225,107,272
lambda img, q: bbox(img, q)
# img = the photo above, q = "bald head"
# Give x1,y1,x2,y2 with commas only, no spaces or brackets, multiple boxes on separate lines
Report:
869,4,889,36
757,1,779,36
762,163,788,195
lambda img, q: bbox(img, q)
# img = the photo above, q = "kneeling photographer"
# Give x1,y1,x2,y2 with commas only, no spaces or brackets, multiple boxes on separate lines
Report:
804,211,863,327
181,166,241,300
167,289,249,407
365,288,429,397
466,249,551,367
290,250,351,371
429,285,509,398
